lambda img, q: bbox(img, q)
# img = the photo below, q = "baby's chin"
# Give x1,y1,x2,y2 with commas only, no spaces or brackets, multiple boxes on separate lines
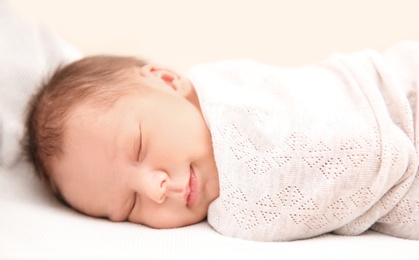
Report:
142,213,208,229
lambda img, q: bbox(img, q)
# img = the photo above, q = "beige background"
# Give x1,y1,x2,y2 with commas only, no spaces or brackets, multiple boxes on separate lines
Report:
9,0,419,73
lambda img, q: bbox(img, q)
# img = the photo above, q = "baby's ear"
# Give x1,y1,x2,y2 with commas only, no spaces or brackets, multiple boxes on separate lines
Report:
140,64,192,97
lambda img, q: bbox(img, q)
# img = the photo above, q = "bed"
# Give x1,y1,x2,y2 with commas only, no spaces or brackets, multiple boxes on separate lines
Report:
1,1,419,258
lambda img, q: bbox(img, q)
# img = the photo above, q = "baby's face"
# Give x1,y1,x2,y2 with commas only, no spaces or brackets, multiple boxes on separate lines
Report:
52,66,219,228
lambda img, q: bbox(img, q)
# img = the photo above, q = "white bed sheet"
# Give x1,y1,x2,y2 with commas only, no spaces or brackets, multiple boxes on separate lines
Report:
2,163,419,259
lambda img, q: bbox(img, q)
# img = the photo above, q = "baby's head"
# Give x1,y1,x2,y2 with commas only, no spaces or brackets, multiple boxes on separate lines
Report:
24,56,219,228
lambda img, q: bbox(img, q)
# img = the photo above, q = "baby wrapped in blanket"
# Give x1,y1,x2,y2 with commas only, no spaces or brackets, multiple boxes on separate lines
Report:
188,41,419,241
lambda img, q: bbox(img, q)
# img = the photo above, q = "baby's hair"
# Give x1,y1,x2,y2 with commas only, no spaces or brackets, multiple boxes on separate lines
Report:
23,55,147,199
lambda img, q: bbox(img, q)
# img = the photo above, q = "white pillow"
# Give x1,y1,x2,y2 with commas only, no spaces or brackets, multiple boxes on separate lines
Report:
0,1,81,168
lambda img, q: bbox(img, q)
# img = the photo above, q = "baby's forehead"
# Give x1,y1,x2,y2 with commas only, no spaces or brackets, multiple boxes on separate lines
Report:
68,100,109,122
64,90,133,131
63,103,109,140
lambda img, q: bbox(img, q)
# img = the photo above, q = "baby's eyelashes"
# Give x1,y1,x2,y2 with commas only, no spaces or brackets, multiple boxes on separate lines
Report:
137,124,143,161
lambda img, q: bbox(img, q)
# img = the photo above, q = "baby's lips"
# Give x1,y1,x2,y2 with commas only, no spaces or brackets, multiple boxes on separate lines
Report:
187,166,199,206
184,180,191,203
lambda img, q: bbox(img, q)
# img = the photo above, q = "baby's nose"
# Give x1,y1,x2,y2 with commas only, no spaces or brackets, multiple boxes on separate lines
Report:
146,170,186,204
151,173,167,204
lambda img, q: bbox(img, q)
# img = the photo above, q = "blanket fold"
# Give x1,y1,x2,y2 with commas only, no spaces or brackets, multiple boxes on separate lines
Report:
189,41,419,241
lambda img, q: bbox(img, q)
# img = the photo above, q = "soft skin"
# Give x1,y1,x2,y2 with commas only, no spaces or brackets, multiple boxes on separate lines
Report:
52,65,220,228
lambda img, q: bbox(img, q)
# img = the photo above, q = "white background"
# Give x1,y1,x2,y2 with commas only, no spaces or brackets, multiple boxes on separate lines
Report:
9,0,419,73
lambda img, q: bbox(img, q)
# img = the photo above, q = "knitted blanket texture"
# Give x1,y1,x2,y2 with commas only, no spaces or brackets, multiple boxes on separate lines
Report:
189,42,419,241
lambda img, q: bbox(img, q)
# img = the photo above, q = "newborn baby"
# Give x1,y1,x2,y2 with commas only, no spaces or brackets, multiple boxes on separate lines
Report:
25,42,419,241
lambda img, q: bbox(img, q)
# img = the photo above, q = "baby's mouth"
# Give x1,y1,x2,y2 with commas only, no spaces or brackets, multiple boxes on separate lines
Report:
186,166,199,207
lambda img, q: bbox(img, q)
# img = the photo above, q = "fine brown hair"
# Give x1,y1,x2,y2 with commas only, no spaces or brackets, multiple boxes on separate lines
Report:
23,55,147,198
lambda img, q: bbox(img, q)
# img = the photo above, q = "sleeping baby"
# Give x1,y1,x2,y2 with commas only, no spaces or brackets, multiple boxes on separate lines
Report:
24,41,419,241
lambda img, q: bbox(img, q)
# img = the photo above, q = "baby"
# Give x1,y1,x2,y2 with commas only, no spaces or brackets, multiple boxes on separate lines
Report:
25,42,419,242
25,56,220,229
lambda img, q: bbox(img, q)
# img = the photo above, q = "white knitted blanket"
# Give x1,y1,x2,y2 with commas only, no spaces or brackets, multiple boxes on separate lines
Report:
188,42,419,241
